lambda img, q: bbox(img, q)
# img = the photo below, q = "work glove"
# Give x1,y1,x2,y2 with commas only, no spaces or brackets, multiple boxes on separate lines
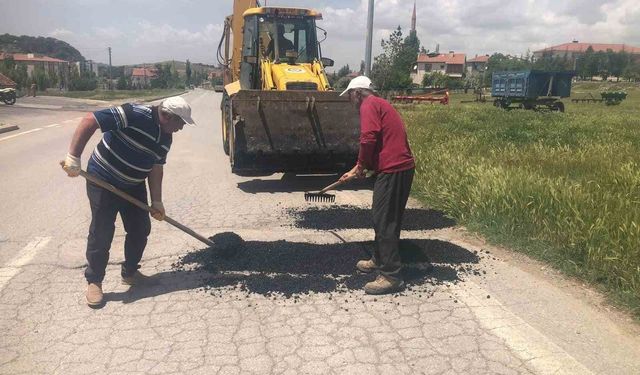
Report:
150,201,166,221
62,153,81,177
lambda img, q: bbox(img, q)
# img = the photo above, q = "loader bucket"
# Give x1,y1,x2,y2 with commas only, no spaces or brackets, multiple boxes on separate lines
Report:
229,90,359,175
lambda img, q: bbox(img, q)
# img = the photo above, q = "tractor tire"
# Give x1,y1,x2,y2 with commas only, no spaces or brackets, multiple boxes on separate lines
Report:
552,102,565,112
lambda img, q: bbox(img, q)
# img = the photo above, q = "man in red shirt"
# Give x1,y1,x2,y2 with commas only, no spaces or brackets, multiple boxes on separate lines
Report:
339,76,415,295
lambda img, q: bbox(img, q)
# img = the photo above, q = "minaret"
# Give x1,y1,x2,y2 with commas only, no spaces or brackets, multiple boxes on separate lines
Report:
411,0,416,34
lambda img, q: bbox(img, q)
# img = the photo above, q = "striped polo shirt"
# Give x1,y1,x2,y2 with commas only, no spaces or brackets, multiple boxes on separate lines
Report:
87,103,172,189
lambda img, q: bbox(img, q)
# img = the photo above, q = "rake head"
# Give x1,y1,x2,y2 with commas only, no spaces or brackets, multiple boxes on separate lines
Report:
304,192,336,203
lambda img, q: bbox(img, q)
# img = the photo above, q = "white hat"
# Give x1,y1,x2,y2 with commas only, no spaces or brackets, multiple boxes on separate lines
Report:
339,75,375,96
161,96,195,125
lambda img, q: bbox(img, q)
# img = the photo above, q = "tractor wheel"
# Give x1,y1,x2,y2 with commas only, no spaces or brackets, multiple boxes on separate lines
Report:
552,102,565,112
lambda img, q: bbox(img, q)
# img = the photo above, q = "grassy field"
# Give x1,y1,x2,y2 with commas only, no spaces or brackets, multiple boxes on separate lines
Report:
402,82,640,316
42,89,185,101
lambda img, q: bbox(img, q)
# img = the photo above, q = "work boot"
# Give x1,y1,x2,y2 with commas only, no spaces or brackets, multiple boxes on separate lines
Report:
122,270,154,286
86,283,103,306
364,274,404,295
356,259,378,273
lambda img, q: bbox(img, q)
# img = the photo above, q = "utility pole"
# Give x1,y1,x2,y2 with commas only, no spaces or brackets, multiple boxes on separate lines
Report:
364,0,374,77
108,47,112,90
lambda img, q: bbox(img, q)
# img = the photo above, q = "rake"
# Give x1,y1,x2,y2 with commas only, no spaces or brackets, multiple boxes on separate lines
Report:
304,179,345,203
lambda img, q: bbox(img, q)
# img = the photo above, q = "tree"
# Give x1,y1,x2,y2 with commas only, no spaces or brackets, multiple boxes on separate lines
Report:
370,26,419,90
337,64,350,78
185,59,192,86
116,75,129,90
421,71,448,88
622,63,640,82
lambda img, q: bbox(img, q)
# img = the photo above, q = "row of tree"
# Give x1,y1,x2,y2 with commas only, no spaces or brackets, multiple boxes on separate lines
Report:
336,25,640,91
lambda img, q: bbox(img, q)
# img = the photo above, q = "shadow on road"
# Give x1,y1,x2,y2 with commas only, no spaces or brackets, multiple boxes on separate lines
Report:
106,232,480,303
288,205,456,231
237,173,374,194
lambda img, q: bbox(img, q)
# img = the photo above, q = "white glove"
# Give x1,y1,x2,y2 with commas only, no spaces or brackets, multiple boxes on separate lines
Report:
63,153,81,177
150,201,166,221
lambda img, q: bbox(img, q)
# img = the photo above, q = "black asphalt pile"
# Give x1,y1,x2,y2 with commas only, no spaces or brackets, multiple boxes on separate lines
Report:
171,233,486,299
287,205,456,231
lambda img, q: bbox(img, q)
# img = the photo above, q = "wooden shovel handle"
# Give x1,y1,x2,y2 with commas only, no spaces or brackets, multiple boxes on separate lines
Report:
60,161,215,248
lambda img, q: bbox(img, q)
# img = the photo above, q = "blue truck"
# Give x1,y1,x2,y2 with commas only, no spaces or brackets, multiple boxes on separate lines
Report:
491,70,575,112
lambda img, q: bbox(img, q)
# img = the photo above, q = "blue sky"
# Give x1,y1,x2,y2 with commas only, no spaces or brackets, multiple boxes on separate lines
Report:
1,0,638,69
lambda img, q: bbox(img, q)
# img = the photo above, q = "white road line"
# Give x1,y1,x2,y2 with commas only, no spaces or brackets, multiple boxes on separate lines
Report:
454,281,593,374
0,128,43,142
64,119,75,123
45,123,60,128
0,237,51,292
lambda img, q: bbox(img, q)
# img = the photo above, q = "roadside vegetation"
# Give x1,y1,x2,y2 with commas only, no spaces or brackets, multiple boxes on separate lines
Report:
42,88,185,101
403,82,640,316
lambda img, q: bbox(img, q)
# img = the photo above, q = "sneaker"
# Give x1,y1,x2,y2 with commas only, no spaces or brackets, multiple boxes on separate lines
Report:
364,274,404,295
122,270,154,286
356,259,378,273
86,283,104,306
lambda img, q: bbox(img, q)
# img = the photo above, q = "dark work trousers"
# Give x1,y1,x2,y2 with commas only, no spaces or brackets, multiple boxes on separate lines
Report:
371,168,415,276
85,180,151,284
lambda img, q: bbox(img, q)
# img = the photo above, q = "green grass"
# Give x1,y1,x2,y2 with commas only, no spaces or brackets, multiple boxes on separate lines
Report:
402,82,640,316
43,89,185,101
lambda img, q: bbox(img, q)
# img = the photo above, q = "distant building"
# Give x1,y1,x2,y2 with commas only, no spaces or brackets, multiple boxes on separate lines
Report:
466,55,490,74
533,41,640,66
130,67,158,88
0,52,70,88
412,52,466,85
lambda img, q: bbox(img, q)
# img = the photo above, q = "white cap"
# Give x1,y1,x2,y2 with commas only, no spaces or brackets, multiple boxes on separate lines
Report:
161,96,195,125
339,75,375,96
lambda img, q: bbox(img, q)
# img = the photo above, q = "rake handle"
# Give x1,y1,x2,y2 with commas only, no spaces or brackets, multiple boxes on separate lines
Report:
61,162,215,248
318,179,345,194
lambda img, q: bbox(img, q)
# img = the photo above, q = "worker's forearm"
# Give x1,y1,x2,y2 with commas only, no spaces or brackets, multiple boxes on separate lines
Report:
357,142,376,170
148,165,164,202
69,113,99,157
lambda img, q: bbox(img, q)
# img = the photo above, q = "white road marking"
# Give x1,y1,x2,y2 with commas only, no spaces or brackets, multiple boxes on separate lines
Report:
0,237,52,292
64,119,75,123
454,281,593,374
0,128,43,142
45,123,60,128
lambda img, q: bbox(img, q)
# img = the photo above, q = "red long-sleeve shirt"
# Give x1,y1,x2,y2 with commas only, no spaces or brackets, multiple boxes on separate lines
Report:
357,95,415,173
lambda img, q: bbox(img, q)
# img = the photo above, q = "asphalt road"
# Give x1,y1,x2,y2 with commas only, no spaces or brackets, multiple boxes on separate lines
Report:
0,90,639,374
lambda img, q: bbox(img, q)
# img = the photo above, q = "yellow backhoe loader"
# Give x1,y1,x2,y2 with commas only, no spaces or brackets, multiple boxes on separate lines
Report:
218,0,359,175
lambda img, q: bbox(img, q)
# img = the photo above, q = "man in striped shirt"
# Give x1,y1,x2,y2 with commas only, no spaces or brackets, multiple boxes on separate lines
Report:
62,96,194,307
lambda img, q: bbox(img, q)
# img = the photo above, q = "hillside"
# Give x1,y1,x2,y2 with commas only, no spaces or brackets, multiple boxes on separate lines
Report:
0,33,84,61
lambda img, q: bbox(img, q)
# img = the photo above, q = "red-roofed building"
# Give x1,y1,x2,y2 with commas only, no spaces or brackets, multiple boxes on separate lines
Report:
0,53,70,87
411,52,466,85
130,67,158,88
533,41,640,65
466,55,490,74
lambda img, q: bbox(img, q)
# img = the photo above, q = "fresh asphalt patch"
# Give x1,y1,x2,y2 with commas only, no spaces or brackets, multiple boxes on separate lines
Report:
171,231,489,299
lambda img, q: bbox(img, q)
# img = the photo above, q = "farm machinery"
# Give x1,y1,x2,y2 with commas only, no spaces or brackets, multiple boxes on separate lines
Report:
491,70,575,112
217,0,359,176
571,90,628,106
391,90,449,105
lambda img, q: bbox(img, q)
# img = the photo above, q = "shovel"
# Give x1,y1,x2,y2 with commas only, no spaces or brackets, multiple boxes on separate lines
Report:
61,162,215,248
